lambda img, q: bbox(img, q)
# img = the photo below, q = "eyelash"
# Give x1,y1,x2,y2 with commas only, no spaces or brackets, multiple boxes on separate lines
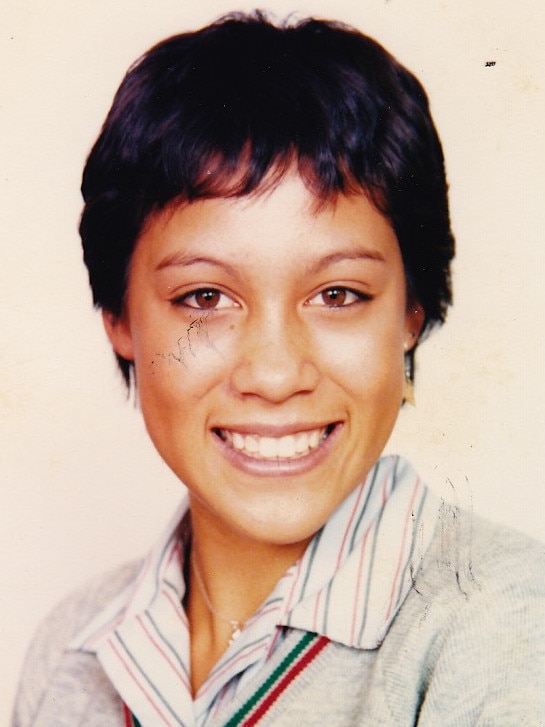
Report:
171,286,372,311
172,288,236,310
306,287,372,309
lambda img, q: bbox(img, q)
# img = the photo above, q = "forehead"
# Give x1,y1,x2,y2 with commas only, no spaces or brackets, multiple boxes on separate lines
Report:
136,172,399,265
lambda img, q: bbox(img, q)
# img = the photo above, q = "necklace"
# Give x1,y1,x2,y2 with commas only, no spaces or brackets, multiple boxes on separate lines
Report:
191,556,243,645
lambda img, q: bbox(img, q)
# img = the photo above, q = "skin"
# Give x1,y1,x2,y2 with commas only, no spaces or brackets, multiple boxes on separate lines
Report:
104,172,423,691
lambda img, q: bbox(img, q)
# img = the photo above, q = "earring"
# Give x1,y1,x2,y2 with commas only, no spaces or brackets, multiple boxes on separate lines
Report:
403,351,415,406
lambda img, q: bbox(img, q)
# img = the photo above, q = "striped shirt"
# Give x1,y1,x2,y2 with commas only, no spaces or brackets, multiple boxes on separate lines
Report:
72,455,439,727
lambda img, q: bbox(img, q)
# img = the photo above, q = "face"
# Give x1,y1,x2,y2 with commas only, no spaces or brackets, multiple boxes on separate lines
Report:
105,173,423,550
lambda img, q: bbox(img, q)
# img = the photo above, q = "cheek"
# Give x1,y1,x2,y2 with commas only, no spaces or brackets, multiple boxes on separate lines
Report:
131,312,231,412
313,318,405,398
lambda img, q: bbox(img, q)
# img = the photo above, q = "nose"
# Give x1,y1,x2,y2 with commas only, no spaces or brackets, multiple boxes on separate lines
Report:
229,309,320,403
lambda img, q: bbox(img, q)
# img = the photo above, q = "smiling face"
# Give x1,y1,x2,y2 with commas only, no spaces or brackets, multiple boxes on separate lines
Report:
104,173,423,550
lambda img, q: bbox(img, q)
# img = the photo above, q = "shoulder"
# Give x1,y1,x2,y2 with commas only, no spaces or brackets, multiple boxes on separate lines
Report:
31,559,141,655
405,505,545,724
421,501,545,602
12,561,141,726
412,502,545,650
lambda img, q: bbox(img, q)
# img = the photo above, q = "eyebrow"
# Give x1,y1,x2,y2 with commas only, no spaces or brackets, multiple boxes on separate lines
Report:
305,249,386,275
155,247,385,277
155,253,241,279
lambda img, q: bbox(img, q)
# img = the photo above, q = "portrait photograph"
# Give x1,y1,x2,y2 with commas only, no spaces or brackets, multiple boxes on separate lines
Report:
2,0,544,724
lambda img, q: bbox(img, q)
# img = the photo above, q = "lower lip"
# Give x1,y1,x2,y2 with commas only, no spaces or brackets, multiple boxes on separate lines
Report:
211,424,342,477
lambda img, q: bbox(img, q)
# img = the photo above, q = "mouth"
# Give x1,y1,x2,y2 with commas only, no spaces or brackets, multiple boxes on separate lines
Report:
214,424,337,461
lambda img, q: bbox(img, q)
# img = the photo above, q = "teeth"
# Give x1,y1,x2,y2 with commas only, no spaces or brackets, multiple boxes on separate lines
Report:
220,427,329,460
277,435,296,458
308,430,320,448
244,435,259,454
259,437,278,458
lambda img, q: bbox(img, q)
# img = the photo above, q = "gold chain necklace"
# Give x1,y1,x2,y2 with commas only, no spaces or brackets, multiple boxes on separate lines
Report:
191,556,243,645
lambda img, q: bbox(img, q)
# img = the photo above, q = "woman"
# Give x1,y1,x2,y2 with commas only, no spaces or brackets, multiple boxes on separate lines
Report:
12,12,544,726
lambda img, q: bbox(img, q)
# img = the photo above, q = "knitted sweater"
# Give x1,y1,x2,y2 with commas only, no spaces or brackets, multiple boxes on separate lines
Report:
12,508,545,726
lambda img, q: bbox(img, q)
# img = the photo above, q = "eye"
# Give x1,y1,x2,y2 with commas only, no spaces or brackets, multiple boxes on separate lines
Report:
306,286,370,308
172,288,237,310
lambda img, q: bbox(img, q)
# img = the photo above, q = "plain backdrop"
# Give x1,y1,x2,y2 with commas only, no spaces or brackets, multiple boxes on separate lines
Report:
1,0,544,722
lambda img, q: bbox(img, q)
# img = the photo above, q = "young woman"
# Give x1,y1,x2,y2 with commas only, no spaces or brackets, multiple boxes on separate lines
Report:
13,12,544,726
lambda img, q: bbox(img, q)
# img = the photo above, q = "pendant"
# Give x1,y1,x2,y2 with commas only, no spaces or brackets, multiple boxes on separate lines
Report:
229,621,242,644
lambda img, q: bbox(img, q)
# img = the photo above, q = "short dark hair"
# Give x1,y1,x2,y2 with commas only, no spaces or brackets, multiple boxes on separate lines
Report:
80,11,454,385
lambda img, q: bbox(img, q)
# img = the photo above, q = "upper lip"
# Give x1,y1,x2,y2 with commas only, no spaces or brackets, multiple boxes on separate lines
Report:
212,422,338,438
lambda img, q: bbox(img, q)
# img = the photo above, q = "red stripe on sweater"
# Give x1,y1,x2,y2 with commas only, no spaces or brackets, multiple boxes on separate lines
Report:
123,702,134,727
241,636,330,726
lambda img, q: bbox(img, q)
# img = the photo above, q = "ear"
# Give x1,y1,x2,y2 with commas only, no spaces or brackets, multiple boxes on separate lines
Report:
102,309,134,361
404,302,425,352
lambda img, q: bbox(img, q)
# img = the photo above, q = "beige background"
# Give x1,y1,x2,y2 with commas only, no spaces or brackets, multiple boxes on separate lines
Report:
1,0,544,721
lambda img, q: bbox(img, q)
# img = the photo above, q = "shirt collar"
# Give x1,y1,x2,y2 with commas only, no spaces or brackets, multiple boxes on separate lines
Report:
279,455,438,648
71,501,191,652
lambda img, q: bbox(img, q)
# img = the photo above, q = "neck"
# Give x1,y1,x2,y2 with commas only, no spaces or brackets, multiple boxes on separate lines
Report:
189,498,311,609
186,498,311,693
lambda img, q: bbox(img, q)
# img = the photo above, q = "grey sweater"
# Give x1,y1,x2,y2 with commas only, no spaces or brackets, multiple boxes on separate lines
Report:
12,509,545,726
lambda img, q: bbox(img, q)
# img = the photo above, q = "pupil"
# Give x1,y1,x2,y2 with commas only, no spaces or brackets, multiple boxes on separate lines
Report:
325,288,346,305
196,290,219,308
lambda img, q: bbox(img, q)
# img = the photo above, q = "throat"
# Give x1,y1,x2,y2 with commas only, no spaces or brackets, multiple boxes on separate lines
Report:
190,617,234,695
185,508,315,693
